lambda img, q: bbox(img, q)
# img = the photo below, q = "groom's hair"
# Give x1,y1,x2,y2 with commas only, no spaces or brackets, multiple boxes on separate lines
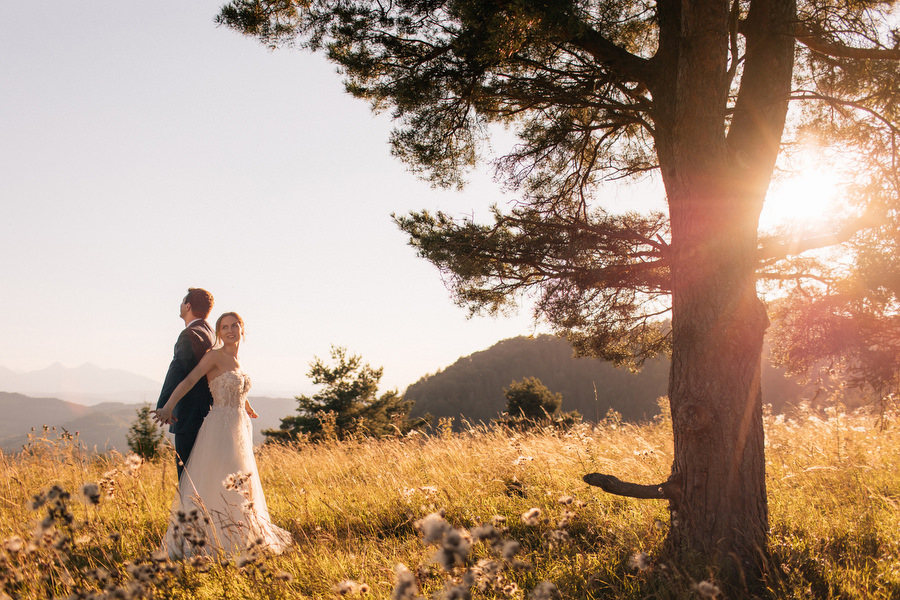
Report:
185,288,214,319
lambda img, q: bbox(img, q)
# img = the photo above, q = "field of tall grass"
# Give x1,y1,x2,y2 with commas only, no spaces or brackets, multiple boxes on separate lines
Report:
2,404,899,599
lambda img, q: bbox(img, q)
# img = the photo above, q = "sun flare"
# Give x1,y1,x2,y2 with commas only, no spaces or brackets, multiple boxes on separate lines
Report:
760,163,843,232
759,168,839,229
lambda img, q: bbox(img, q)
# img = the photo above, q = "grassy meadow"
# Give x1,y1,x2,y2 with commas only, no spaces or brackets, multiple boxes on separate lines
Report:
2,405,900,599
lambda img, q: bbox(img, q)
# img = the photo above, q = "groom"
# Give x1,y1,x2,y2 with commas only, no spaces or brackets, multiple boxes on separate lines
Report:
154,287,215,480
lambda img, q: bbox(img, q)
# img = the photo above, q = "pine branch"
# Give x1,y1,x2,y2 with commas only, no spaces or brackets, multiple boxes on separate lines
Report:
793,22,900,61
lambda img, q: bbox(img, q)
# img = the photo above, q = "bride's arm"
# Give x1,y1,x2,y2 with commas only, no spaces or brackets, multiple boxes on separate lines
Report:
152,352,216,425
245,401,258,419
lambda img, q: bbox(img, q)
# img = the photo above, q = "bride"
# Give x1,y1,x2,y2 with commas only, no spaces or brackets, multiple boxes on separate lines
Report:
153,312,291,559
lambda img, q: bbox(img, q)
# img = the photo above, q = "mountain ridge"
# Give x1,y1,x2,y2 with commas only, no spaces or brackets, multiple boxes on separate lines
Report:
404,334,806,425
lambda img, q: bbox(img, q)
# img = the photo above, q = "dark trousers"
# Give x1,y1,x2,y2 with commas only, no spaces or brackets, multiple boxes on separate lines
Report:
174,431,200,481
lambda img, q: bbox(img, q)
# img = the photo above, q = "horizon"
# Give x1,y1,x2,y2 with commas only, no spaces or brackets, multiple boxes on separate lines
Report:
0,332,551,400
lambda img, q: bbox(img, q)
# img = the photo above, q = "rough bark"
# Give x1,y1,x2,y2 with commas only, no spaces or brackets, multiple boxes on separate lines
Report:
648,0,795,578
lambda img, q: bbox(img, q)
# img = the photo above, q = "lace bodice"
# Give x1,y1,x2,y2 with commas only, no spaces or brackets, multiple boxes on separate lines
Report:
208,370,251,409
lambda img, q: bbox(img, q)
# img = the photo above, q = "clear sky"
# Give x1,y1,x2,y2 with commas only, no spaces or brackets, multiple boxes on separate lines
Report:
1,0,578,396
1,1,858,399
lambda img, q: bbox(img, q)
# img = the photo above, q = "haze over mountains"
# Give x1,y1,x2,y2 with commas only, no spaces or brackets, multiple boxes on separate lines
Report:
0,363,160,405
0,392,297,454
0,363,296,453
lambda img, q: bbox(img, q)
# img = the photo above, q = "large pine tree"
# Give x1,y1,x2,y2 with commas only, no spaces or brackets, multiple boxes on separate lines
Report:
218,0,899,582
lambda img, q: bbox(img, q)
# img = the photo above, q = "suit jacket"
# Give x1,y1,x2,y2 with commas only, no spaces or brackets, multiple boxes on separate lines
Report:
156,319,215,435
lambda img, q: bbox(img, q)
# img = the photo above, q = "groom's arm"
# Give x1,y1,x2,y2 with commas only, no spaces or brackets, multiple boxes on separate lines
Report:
156,331,194,410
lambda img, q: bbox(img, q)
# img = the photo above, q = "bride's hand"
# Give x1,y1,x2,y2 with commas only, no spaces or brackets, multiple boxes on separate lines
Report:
245,403,258,419
152,406,175,425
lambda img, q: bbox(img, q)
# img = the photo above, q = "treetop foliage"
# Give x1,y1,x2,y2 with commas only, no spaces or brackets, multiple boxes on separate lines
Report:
219,0,900,371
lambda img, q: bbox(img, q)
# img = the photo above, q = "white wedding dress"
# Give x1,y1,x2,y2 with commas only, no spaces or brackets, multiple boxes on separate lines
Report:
161,369,291,559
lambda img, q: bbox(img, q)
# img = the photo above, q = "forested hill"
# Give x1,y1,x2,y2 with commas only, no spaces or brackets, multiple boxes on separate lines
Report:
404,335,805,425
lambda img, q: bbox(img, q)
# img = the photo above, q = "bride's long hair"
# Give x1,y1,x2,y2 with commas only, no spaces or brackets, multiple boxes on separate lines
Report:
214,311,245,347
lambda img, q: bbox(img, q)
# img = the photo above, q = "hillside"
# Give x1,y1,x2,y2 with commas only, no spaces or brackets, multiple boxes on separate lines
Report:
0,392,297,454
0,393,94,439
404,335,806,424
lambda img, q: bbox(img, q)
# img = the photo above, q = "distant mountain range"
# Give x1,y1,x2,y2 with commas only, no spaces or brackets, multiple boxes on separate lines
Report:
0,363,161,405
0,391,298,454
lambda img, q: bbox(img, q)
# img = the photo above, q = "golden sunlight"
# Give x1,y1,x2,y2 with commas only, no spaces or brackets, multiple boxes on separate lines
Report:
759,162,843,232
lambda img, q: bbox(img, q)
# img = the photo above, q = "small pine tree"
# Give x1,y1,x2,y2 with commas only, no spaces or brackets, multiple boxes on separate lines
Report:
127,404,165,460
498,377,580,430
504,377,562,420
265,346,428,442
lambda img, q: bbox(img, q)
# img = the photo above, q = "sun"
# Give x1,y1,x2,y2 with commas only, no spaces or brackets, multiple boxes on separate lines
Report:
759,160,844,232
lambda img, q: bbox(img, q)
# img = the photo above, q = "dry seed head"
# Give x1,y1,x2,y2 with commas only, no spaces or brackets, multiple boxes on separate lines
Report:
627,551,650,571
28,494,46,511
431,527,471,571
502,581,520,595
441,571,474,600
521,508,542,526
693,580,721,598
89,567,111,584
470,523,499,544
414,511,450,544
510,558,532,571
3,536,24,553
80,482,101,505
275,570,294,583
125,454,143,477
335,579,369,595
236,554,253,568
190,555,212,572
472,558,509,593
557,509,576,528
391,563,421,600
529,581,561,600
150,549,169,563
502,540,520,560
542,529,570,549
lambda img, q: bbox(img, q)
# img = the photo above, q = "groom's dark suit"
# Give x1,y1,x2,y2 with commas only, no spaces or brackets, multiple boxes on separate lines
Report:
157,319,214,480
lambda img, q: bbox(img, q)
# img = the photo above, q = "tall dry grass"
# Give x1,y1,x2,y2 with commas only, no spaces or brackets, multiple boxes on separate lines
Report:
1,408,899,599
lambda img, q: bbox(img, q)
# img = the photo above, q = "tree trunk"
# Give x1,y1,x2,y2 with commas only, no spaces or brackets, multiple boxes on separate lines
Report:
650,0,795,581
666,189,770,577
